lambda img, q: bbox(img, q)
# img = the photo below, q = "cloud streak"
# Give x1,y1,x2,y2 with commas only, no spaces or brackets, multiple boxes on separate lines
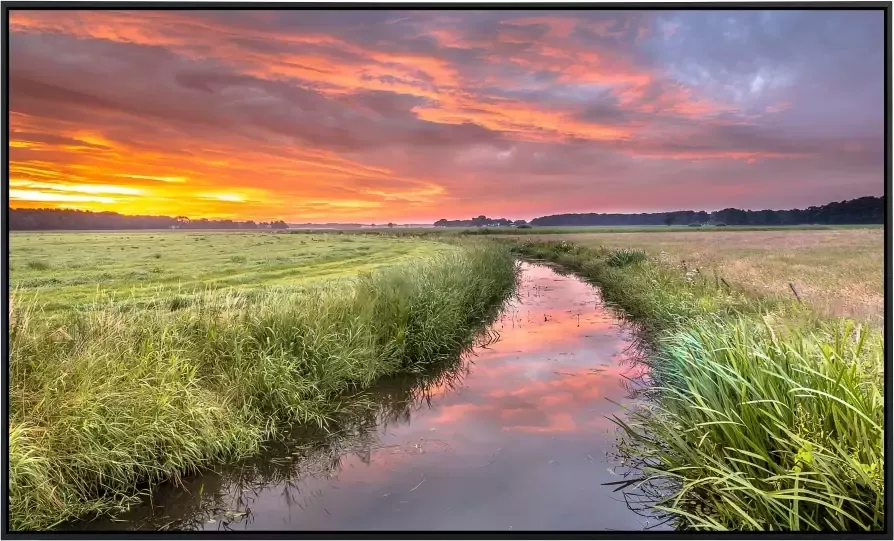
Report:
8,9,884,221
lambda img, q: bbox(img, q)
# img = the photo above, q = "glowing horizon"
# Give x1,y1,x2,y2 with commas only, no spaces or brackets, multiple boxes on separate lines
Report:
8,10,884,223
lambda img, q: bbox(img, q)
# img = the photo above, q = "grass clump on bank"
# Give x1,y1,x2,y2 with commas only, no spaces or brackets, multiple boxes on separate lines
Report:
9,242,518,531
605,248,648,268
507,240,883,531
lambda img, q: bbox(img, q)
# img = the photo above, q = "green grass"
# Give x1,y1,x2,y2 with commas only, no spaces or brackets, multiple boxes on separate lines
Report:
506,240,883,531
9,231,455,312
26,260,52,271
94,350,480,531
8,234,518,530
605,248,648,267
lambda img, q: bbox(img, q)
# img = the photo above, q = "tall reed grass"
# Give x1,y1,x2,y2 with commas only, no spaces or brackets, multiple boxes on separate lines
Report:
99,349,480,531
9,243,518,530
508,240,883,531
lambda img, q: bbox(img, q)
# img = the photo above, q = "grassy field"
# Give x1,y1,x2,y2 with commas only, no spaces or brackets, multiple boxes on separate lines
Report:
463,224,881,235
8,232,518,530
320,225,883,324
505,238,883,531
497,228,883,326
7,226,884,531
9,231,456,312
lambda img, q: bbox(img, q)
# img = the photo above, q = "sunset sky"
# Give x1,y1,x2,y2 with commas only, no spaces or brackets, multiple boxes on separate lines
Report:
8,9,885,223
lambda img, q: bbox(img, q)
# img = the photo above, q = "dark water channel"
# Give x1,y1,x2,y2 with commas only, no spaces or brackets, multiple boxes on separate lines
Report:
75,262,661,531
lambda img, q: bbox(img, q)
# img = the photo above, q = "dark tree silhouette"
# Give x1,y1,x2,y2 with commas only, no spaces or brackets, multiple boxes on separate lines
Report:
528,196,882,227
9,209,291,231
10,196,882,232
434,216,514,227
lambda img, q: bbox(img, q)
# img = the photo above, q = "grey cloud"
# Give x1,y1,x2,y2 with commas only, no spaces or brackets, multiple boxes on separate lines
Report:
8,8,884,215
11,30,502,156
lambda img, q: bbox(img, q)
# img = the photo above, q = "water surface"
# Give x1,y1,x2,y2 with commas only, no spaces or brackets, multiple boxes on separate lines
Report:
76,262,656,531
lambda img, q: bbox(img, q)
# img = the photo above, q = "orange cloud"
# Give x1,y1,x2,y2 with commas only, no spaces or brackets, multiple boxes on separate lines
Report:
9,10,870,221
8,114,445,219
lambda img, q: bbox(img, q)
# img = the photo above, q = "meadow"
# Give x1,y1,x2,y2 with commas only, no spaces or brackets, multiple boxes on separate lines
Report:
9,231,456,312
498,227,884,325
7,226,885,531
349,224,880,236
8,231,518,530
466,224,880,235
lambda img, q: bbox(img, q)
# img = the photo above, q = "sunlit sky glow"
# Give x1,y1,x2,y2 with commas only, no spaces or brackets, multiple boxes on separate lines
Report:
8,9,884,222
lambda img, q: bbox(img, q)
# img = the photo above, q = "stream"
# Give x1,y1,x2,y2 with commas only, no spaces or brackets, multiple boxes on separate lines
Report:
72,261,661,531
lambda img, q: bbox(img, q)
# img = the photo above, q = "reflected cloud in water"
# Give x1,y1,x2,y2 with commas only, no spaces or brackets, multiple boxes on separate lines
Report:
73,263,663,531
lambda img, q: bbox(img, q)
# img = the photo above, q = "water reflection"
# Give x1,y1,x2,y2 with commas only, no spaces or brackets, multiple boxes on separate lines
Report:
73,263,660,531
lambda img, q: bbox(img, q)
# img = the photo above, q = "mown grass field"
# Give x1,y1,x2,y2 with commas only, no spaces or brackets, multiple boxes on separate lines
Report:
9,231,456,312
8,231,518,530
497,228,883,326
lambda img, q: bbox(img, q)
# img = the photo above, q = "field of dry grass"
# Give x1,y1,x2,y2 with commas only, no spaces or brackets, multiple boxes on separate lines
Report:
502,228,883,325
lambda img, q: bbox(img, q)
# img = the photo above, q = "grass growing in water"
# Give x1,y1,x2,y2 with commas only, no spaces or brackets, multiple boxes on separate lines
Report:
9,243,518,530
507,239,883,531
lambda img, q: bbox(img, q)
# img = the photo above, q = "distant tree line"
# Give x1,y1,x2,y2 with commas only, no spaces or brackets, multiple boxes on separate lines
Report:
9,208,290,230
289,223,365,229
434,215,528,227
12,195,883,231
529,196,884,227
